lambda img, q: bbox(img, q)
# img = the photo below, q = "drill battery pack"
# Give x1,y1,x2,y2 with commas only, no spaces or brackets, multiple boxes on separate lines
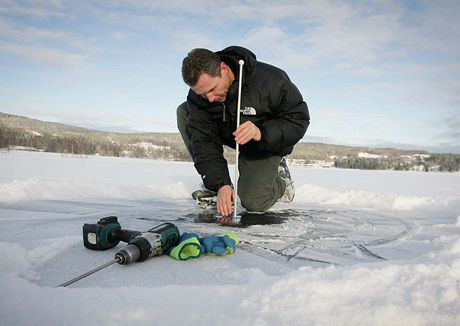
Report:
83,216,122,250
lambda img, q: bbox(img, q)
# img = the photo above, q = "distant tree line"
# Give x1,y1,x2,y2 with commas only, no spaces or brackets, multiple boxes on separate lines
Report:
333,154,460,172
1,121,459,172
423,153,460,172
0,126,191,161
334,158,394,170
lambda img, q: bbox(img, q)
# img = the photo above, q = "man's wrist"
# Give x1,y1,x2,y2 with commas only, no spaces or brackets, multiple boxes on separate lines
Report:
217,184,233,192
254,128,262,141
253,123,262,142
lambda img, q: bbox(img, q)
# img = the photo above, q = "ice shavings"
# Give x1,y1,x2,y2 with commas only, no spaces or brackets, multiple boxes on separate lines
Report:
0,178,189,203
0,242,37,280
240,237,460,325
295,184,450,211
0,236,80,281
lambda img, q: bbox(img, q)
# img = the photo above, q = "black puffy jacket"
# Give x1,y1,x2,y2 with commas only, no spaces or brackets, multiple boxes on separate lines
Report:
186,46,310,191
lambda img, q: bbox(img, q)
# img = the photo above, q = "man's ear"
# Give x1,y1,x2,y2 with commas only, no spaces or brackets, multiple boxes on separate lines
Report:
220,62,227,75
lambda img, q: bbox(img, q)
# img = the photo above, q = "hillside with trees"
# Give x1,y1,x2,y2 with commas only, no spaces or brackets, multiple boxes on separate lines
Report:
1,112,459,172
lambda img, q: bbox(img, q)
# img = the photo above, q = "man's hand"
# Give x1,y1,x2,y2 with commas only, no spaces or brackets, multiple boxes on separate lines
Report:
217,185,234,216
233,121,261,145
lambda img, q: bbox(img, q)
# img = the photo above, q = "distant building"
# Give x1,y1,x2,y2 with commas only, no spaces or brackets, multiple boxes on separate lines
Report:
358,152,387,159
410,165,425,172
131,142,171,150
428,165,440,172
5,145,44,152
306,160,335,168
414,154,431,160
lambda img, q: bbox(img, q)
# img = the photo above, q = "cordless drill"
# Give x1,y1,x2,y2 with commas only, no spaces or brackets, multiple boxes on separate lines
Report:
59,219,181,287
82,216,180,262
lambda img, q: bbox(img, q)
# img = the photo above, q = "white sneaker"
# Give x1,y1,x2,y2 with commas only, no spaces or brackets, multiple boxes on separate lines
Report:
278,158,295,203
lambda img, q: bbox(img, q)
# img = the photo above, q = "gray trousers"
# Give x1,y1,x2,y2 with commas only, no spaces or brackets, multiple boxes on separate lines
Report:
177,102,285,212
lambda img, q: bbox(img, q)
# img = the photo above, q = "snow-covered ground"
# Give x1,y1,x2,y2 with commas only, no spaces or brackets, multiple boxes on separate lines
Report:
0,151,459,325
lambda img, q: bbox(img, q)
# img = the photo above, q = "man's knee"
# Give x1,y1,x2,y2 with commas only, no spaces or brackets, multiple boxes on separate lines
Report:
177,101,193,158
239,189,276,212
240,198,274,212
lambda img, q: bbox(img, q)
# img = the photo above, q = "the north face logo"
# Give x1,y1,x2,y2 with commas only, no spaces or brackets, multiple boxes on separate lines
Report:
241,106,256,115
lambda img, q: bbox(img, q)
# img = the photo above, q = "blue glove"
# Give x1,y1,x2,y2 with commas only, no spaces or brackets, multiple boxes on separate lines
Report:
200,231,238,255
168,232,204,260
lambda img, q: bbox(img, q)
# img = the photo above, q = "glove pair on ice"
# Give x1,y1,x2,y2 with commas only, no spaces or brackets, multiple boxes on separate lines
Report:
168,231,238,260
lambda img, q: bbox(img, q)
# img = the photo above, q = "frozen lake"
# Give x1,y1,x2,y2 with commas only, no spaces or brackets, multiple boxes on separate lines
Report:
1,151,459,325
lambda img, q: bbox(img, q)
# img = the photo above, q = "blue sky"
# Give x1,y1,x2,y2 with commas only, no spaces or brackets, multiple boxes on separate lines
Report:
1,0,459,152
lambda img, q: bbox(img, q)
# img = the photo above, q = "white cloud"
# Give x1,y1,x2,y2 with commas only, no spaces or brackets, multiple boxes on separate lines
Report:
241,25,310,68
5,1,457,78
0,17,94,51
245,26,284,45
0,0,67,18
111,31,127,41
0,14,100,70
313,106,393,127
435,111,460,146
0,41,87,69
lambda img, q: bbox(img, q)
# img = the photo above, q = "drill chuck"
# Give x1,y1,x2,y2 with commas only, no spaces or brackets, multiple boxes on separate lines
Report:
115,244,140,264
114,223,179,265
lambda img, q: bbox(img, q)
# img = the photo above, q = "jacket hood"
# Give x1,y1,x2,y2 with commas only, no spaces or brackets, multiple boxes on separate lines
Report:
216,46,257,83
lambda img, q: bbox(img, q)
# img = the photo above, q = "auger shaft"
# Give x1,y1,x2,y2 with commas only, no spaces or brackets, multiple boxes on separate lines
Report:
57,259,118,287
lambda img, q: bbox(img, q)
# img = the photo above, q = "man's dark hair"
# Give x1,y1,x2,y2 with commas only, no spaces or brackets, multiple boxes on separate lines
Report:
182,48,222,86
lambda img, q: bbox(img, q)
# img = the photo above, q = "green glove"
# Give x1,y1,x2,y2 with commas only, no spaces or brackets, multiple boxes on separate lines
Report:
169,232,203,260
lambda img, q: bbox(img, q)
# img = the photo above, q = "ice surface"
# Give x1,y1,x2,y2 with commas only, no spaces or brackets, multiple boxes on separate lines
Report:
0,151,459,325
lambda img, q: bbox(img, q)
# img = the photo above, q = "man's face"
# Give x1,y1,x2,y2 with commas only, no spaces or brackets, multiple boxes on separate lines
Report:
191,63,233,103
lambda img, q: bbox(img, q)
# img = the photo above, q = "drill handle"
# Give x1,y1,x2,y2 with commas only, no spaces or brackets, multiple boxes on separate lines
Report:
111,229,142,243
